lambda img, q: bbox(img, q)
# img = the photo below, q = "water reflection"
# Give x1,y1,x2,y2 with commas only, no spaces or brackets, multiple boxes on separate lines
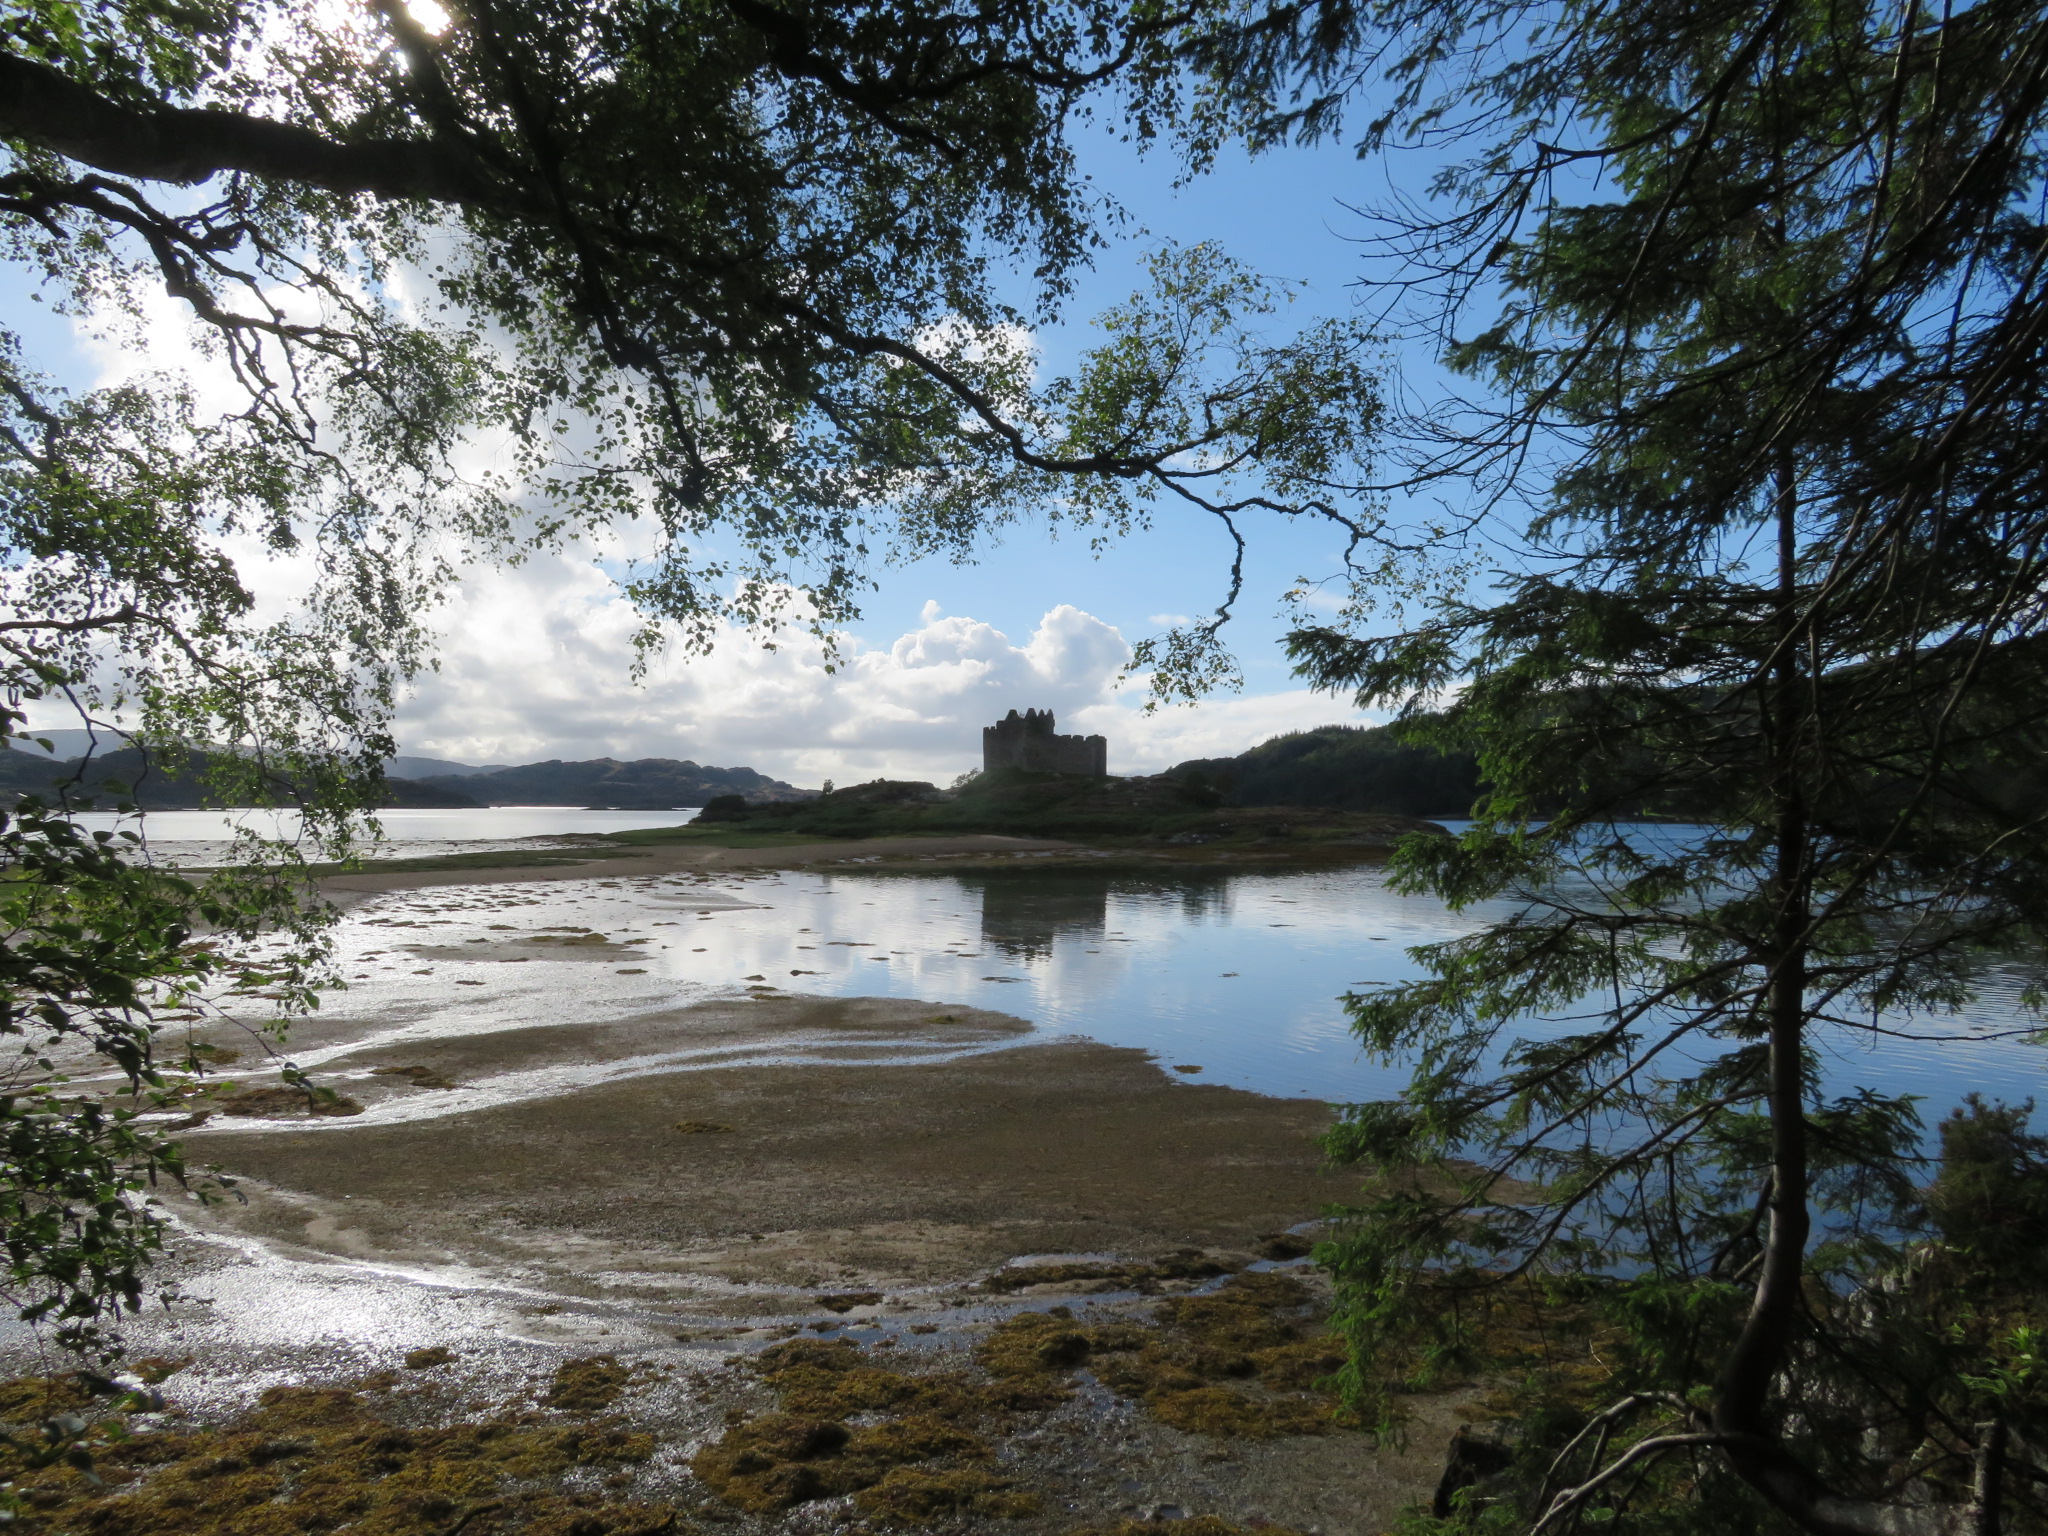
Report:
967,870,1231,959
285,860,2047,1118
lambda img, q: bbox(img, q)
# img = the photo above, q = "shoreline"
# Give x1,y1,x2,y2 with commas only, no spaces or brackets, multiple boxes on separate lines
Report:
201,841,1385,1303
314,831,1400,898
3,851,1464,1534
82,1006,1460,1536
316,833,1086,895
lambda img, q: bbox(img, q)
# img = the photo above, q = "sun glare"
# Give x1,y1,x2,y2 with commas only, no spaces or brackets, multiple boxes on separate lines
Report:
407,0,453,36
302,0,451,42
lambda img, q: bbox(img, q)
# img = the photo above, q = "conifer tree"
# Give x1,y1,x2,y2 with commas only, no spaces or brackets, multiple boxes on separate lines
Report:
1212,0,2048,1527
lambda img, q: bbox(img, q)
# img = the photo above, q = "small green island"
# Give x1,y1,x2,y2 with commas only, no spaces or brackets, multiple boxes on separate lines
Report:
677,766,1441,851
617,710,1466,855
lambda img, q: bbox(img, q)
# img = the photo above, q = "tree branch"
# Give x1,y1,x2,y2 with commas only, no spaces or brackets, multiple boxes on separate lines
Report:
0,53,510,209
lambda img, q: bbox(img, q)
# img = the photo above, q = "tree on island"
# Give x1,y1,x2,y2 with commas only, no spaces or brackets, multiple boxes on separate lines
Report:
1202,0,2048,1528
0,0,1398,1372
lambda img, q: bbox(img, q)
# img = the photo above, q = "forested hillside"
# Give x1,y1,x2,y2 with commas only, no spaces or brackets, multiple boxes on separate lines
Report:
1167,725,1483,818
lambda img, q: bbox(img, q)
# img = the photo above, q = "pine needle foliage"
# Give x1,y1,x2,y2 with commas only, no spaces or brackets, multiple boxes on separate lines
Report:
1204,0,2048,1528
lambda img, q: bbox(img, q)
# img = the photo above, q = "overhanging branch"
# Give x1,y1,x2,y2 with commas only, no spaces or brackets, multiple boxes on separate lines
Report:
0,53,511,209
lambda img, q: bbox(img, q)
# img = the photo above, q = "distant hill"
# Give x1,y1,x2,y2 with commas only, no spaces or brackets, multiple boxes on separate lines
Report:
0,745,807,812
9,728,108,760
0,744,232,808
0,745,487,810
386,755,507,780
416,758,812,809
1166,723,1482,819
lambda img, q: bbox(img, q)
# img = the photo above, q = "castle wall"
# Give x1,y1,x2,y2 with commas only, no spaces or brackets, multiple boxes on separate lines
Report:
982,708,1107,777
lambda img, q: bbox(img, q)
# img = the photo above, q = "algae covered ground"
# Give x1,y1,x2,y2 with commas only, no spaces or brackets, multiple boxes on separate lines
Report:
0,1260,1463,1536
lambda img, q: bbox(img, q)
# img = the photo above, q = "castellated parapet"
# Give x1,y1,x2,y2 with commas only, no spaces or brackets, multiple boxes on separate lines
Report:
982,708,1107,777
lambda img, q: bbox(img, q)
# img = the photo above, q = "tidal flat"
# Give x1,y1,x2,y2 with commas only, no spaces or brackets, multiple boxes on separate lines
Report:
9,832,2033,1534
0,843,1475,1536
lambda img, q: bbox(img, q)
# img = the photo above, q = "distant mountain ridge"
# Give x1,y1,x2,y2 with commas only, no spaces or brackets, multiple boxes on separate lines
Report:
416,758,813,809
0,745,813,811
386,755,508,780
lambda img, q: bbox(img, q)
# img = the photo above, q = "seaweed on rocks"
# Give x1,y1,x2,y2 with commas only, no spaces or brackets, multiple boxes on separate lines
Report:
980,1249,1234,1296
853,1465,1040,1522
545,1357,635,1413
690,1336,1057,1520
1071,1519,1306,1536
0,1377,658,1534
976,1275,1354,1439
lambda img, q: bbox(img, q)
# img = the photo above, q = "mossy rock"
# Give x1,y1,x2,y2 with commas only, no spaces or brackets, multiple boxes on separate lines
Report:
545,1356,632,1412
0,1379,656,1536
853,1465,1041,1523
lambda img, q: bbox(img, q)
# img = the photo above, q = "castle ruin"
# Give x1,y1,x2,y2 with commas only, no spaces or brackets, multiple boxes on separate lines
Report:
982,708,1107,777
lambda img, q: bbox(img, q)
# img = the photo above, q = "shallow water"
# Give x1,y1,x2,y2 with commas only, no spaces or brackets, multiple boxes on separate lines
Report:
230,860,2047,1117
66,805,704,864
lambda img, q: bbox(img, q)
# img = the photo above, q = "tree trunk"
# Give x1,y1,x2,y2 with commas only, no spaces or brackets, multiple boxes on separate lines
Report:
1707,456,1819,1513
1704,456,1973,1536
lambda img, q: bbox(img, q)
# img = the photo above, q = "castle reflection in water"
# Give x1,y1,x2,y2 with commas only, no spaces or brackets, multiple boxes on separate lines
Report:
962,868,1234,960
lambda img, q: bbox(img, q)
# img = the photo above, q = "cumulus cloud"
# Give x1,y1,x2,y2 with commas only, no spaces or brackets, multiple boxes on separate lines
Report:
395,556,1378,787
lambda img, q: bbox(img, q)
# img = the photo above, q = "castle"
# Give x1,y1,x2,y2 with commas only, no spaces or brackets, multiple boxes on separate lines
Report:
982,708,1107,777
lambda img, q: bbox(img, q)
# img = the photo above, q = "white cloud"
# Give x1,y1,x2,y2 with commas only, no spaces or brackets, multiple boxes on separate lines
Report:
395,557,1379,787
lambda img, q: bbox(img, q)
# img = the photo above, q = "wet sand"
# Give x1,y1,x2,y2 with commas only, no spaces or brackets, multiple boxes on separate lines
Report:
321,834,1087,895
141,993,1460,1536
185,1000,1349,1302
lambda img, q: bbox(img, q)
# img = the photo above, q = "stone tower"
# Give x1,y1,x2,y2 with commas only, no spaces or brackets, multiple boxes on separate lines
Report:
981,708,1108,776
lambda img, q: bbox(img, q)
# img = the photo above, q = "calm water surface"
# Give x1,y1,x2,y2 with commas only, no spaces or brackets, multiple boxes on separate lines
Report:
302,858,2046,1116
68,806,704,863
